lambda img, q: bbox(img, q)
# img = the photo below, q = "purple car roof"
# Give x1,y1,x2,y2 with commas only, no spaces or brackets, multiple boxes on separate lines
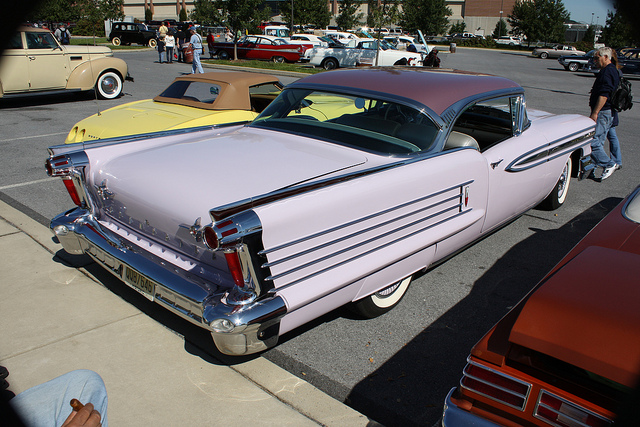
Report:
290,68,522,116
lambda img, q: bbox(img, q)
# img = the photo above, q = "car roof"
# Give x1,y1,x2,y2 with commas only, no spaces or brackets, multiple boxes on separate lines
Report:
17,25,52,33
153,71,280,110
289,68,521,116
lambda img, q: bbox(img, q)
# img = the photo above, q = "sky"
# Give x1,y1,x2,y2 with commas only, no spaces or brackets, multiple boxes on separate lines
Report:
562,0,614,25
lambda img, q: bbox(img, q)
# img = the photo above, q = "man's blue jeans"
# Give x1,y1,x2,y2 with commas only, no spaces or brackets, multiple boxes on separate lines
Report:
590,109,615,168
607,125,622,166
10,370,108,427
192,49,204,74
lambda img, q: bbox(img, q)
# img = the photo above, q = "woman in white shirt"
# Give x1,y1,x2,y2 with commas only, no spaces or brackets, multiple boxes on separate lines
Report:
165,32,176,64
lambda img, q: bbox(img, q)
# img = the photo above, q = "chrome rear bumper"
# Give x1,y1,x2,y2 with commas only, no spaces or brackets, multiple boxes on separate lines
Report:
51,207,286,355
442,388,501,427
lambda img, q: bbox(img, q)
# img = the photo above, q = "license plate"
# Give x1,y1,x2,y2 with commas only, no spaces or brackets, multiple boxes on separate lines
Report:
123,266,156,300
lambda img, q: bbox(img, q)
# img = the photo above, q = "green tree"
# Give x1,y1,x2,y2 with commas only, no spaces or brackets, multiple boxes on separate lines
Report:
222,0,269,58
180,7,188,22
492,18,508,38
509,0,569,45
74,0,125,36
145,7,153,23
280,0,331,31
335,0,363,31
366,0,400,32
26,0,81,24
400,0,451,35
449,21,466,35
601,9,636,48
190,0,223,25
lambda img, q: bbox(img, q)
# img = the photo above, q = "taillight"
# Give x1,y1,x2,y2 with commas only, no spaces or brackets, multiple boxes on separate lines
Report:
62,178,82,206
460,360,531,410
535,390,612,427
224,251,244,288
203,226,219,249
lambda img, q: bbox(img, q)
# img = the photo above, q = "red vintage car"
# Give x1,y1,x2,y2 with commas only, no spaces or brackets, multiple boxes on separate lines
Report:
443,184,640,426
211,35,307,63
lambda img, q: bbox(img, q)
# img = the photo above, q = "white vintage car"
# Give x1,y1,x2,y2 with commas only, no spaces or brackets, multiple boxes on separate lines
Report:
305,39,424,69
1,26,131,99
46,68,594,356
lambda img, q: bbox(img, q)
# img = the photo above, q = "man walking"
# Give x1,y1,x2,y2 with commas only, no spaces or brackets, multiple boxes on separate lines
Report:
189,27,204,74
589,47,620,181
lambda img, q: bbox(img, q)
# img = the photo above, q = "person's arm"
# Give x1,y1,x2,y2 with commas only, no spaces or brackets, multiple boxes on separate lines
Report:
590,95,607,121
62,402,101,427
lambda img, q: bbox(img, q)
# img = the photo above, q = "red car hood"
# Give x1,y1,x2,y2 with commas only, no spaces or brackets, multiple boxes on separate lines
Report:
509,244,640,388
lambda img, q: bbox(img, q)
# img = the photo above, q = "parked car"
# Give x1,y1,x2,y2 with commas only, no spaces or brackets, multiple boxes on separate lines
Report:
1,26,131,99
211,35,306,62
383,35,430,53
64,72,282,144
443,183,640,426
108,22,158,47
532,44,585,59
305,39,423,69
46,68,594,356
618,48,640,75
495,36,521,46
558,49,597,71
289,34,328,47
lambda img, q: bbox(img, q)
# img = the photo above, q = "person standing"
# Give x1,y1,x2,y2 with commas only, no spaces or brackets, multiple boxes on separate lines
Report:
158,21,168,39
176,25,186,62
189,27,204,73
165,31,175,63
607,50,623,170
157,36,165,63
207,30,215,59
588,46,620,181
54,25,71,45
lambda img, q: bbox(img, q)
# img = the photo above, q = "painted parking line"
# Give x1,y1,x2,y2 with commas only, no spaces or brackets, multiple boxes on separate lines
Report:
0,178,58,191
0,132,68,143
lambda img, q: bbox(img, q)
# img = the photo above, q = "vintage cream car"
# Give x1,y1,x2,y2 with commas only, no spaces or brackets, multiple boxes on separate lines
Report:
0,26,131,99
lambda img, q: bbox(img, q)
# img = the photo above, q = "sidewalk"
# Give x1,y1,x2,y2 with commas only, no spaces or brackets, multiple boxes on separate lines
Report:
0,200,371,426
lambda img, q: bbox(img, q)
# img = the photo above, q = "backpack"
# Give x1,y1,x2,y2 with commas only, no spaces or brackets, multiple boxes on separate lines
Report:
60,29,70,45
611,72,633,112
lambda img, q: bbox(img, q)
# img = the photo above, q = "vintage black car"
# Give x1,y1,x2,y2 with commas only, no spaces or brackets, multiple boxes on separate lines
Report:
108,22,158,48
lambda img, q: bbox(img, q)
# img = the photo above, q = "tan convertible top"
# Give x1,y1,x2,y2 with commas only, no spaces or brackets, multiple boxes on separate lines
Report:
153,71,281,111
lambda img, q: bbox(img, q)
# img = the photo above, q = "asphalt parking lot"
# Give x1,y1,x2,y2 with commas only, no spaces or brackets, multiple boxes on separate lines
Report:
1,47,638,426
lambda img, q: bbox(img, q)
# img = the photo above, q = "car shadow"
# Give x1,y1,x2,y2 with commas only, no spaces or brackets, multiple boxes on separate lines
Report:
0,91,130,109
338,198,621,427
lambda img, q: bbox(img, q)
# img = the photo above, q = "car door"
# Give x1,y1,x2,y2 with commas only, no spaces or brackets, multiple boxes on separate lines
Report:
449,95,551,233
0,32,30,93
24,31,68,91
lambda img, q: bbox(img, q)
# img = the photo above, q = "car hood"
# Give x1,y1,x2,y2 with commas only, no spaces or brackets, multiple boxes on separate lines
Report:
68,100,250,142
94,127,372,243
63,45,112,55
508,245,640,388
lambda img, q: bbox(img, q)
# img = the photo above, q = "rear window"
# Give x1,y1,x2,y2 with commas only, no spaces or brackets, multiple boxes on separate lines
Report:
158,81,222,104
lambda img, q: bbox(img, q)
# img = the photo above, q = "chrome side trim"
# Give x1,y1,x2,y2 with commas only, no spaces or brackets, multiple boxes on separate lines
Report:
506,128,594,172
460,358,531,411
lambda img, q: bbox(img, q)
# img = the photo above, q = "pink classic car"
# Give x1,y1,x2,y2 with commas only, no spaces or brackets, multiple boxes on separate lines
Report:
46,68,595,356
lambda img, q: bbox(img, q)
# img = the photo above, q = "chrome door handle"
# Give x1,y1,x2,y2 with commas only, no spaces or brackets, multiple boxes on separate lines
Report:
491,159,504,169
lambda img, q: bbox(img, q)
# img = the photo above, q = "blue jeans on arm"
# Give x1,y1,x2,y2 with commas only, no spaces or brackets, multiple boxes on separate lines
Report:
607,126,621,166
10,370,108,427
590,109,615,168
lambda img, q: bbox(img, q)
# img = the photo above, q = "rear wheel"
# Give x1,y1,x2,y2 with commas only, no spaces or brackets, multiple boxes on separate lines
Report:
148,38,157,48
351,276,412,318
540,157,572,210
218,50,229,60
96,71,123,99
322,58,338,70
272,56,286,63
540,52,549,59
568,62,579,72
111,37,121,46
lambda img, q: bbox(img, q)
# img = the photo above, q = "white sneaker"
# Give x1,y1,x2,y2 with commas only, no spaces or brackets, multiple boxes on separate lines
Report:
601,166,616,181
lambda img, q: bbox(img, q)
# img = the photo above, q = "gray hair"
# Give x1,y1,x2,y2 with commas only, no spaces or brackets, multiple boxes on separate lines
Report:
596,46,613,59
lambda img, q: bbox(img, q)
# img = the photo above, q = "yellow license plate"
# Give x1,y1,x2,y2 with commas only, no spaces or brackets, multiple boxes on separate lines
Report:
123,266,156,300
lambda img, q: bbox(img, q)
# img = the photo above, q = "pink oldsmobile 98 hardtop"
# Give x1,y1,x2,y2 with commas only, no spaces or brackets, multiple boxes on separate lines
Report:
46,68,595,355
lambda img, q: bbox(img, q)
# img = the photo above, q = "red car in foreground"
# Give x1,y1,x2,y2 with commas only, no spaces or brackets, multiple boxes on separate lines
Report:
443,184,640,426
211,35,307,63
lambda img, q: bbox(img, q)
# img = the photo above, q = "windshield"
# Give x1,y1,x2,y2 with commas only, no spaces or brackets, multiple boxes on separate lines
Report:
250,88,439,155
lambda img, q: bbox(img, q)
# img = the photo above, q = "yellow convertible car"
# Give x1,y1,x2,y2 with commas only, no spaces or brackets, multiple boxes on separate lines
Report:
65,71,283,144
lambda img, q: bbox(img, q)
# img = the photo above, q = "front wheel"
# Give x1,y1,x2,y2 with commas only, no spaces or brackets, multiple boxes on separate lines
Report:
96,71,123,99
540,157,572,210
540,52,549,59
350,276,412,318
322,58,338,70
568,62,579,72
111,37,121,46
148,38,157,48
